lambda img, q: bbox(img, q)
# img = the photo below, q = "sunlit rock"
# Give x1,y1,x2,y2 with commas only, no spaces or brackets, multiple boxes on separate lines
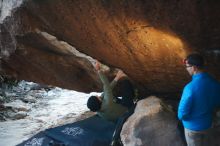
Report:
0,0,220,96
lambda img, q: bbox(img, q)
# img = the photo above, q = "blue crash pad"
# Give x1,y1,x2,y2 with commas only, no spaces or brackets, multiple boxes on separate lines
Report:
17,115,116,146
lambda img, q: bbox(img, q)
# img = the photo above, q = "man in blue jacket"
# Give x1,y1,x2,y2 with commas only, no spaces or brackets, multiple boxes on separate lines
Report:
178,53,220,146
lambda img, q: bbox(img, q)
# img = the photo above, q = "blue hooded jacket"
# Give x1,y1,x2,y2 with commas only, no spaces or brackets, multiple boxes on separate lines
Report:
178,73,220,131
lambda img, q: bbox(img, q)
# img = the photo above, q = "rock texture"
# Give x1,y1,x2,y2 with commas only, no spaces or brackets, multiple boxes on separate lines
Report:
120,96,185,146
1,0,220,96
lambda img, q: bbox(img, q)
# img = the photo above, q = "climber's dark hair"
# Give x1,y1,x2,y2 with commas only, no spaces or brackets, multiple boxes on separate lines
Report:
87,96,101,112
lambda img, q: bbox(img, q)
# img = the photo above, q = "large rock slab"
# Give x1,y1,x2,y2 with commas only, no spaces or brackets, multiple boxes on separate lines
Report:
121,96,185,146
1,0,220,96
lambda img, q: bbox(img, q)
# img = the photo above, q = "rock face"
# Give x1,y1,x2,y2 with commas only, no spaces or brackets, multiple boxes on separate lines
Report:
120,96,185,146
1,0,220,96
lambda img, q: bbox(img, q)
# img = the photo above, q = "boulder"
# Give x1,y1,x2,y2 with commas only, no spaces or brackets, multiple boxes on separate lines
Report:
0,0,220,97
121,96,185,146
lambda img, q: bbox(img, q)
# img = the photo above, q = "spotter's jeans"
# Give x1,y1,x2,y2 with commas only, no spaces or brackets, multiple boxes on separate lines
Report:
184,128,210,146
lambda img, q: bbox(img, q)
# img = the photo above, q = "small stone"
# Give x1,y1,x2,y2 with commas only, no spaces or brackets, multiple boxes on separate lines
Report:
8,111,27,120
22,95,37,103
0,96,4,102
